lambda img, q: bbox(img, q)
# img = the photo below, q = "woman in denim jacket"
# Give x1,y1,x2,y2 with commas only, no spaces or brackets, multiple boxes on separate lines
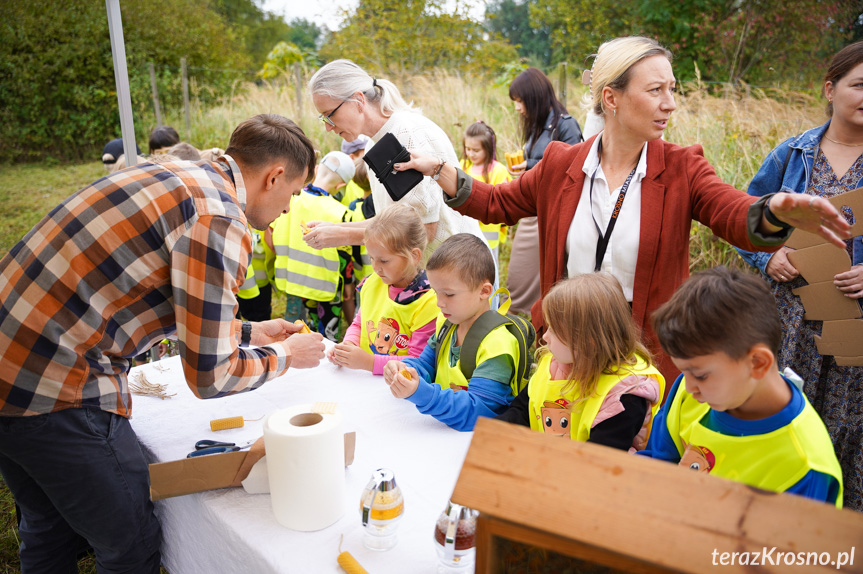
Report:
737,41,863,511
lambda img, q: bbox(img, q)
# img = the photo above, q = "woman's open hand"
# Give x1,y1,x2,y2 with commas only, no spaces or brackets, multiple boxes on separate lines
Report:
768,193,852,249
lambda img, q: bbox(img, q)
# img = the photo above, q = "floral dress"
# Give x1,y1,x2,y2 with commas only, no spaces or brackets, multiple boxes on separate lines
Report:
773,147,863,510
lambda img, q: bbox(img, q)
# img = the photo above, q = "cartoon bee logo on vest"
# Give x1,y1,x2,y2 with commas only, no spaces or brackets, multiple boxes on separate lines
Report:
366,317,409,355
540,398,571,436
679,440,715,473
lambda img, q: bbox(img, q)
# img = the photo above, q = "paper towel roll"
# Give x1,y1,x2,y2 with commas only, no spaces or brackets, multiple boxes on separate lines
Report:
263,404,345,531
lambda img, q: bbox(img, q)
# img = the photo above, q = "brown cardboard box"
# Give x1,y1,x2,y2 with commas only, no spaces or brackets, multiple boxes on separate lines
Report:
785,188,863,364
149,432,356,501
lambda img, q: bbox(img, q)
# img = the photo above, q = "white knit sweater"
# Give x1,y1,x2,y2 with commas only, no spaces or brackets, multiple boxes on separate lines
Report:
371,111,484,257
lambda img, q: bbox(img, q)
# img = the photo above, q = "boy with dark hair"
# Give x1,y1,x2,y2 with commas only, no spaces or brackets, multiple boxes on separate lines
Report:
384,234,522,431
641,266,843,506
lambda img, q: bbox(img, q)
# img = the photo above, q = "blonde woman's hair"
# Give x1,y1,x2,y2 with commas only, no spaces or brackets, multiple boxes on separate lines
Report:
540,273,652,401
582,36,672,117
364,203,427,261
309,59,415,117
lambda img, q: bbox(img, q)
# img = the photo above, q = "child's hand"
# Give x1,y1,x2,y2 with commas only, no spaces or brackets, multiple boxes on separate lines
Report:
389,366,419,399
383,361,404,385
330,341,373,372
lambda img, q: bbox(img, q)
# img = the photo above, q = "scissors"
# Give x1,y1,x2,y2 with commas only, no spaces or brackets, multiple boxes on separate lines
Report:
187,439,256,458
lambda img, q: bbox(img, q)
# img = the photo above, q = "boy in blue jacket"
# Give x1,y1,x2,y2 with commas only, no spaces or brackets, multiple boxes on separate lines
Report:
639,266,843,506
384,234,518,431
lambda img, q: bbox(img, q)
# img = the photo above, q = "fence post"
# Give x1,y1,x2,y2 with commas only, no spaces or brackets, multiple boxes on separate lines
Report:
181,57,190,140
558,62,567,109
293,62,302,115
148,62,162,127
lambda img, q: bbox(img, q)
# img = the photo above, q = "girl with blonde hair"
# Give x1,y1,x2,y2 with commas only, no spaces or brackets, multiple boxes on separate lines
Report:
328,203,439,374
497,273,664,450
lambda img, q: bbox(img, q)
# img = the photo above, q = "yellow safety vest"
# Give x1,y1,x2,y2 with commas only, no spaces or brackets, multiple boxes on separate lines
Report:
358,273,438,356
527,353,664,442
340,180,366,209
347,198,374,281
433,314,521,395
460,160,510,250
272,192,347,300
664,378,844,507
236,263,259,299
238,227,273,299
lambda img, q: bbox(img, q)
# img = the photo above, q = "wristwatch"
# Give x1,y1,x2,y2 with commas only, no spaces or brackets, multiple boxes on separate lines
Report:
432,158,446,181
240,321,252,347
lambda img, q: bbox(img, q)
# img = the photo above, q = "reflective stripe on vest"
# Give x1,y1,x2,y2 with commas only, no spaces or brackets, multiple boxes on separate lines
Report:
358,273,438,356
237,263,260,299
433,314,521,394
479,222,501,250
664,377,843,507
272,193,347,300
527,353,664,442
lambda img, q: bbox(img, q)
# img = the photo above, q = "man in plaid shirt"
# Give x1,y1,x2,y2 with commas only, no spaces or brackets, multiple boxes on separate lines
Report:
0,114,326,572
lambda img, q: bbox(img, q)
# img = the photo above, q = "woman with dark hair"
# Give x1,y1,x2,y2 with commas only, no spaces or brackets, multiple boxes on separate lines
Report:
506,68,583,314
737,41,863,511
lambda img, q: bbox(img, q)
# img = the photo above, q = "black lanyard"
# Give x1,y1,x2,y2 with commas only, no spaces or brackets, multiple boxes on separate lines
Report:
589,138,638,272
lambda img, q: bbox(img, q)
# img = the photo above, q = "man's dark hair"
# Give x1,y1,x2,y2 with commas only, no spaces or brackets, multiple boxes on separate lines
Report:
652,266,782,360
225,114,316,184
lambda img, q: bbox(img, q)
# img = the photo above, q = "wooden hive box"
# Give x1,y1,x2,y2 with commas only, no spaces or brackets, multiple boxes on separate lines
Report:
452,418,863,573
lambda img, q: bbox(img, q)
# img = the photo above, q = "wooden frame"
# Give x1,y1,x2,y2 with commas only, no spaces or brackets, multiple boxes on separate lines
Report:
452,418,863,573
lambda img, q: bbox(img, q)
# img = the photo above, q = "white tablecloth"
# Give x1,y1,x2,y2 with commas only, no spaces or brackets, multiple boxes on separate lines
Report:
128,347,473,574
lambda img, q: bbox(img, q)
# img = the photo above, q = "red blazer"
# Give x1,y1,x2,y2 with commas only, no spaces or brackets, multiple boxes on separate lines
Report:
456,136,781,387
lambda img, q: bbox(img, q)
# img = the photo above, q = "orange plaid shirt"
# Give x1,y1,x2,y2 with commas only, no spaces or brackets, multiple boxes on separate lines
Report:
0,155,290,417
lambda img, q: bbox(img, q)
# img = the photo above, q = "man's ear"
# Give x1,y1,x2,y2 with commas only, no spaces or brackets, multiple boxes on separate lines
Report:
748,343,775,379
264,164,285,190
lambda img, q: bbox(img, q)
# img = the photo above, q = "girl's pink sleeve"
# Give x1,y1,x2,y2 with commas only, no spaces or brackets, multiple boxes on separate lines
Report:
371,318,436,375
344,307,363,346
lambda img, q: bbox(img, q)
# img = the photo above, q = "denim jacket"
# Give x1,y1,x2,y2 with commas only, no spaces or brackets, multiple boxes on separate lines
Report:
736,121,863,273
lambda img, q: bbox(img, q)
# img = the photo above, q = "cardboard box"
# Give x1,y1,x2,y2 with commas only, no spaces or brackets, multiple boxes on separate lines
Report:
149,432,356,501
784,187,863,364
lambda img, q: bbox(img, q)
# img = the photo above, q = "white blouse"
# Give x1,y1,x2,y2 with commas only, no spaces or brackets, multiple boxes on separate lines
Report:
565,134,648,302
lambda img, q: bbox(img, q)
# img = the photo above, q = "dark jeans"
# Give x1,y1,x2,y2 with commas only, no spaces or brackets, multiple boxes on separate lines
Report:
237,283,273,322
0,408,162,573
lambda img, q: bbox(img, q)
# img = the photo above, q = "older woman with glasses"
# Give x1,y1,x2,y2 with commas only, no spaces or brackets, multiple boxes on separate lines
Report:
304,59,485,259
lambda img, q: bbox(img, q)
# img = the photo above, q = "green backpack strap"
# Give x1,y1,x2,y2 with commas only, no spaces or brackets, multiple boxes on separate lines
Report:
434,319,456,371
460,310,512,380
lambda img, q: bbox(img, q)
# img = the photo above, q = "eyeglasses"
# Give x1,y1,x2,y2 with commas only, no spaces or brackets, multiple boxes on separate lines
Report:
318,98,349,128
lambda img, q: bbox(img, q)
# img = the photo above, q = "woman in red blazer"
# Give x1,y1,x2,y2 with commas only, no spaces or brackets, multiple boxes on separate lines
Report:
396,36,851,386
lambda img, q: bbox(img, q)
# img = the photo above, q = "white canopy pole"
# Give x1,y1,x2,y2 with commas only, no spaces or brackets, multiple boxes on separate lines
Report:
106,0,137,167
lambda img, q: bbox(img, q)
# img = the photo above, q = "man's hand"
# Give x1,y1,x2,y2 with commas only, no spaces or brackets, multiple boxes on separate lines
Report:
284,332,325,369
251,319,302,346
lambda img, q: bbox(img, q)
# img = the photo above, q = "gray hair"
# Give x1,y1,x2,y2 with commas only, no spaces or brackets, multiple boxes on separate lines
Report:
308,59,415,117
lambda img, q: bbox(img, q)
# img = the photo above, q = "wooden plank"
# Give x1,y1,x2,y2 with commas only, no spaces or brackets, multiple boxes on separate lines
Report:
452,418,863,574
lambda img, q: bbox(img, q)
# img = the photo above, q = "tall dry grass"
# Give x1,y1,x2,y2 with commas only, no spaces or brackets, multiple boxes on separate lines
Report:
167,70,827,273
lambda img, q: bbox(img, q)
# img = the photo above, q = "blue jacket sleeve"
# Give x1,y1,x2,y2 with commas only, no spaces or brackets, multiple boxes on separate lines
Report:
402,332,439,384
636,375,684,462
785,470,842,506
405,354,515,432
736,139,794,274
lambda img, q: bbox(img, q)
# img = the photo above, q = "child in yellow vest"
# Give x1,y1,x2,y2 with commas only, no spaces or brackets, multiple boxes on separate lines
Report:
384,234,520,431
497,273,665,450
328,203,438,374
269,151,354,341
459,121,510,265
642,266,843,507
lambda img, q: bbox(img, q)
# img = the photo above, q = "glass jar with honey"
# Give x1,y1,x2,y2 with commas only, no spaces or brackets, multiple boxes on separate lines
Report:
359,468,404,551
